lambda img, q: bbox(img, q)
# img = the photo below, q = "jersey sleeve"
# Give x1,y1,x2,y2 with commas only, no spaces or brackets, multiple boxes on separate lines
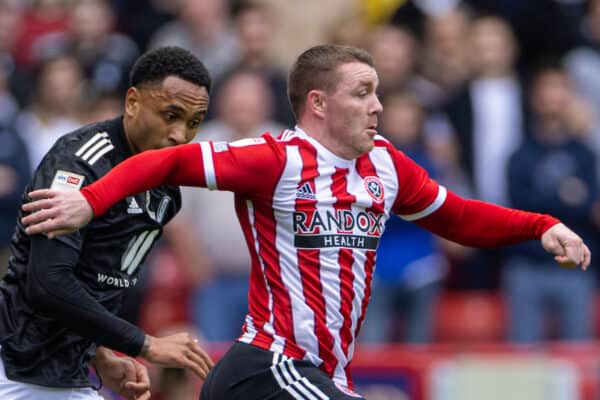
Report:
387,145,559,247
26,236,145,356
389,146,446,221
82,133,286,217
201,134,286,197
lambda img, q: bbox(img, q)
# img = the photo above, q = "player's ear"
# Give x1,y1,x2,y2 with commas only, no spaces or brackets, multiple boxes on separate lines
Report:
307,90,326,119
125,87,140,117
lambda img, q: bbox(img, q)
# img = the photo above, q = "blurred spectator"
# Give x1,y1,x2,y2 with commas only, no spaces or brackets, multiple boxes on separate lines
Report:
443,15,525,289
0,2,30,106
504,64,597,342
0,48,19,129
200,68,284,141
32,0,140,96
421,113,477,289
445,15,524,206
259,0,359,69
15,54,84,170
326,8,370,50
148,0,240,84
0,124,30,276
113,0,177,50
0,50,27,274
564,0,600,180
388,0,462,37
465,0,583,68
12,0,70,68
79,92,123,125
228,0,295,126
170,69,283,342
367,23,443,108
360,92,446,343
421,6,472,101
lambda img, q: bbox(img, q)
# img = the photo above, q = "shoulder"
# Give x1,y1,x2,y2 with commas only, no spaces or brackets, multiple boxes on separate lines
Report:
35,120,120,185
372,135,402,158
51,120,115,160
222,131,287,156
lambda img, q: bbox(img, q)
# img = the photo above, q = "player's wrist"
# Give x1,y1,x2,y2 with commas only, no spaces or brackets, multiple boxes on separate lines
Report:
140,334,153,359
91,346,114,368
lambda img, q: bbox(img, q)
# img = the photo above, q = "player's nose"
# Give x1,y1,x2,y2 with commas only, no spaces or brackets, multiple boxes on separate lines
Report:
168,125,188,145
371,94,383,114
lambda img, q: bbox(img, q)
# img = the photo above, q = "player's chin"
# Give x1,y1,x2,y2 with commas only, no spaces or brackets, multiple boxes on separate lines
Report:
359,140,375,155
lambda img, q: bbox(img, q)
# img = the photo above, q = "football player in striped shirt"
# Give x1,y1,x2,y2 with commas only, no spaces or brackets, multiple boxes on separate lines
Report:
23,44,591,400
0,47,213,399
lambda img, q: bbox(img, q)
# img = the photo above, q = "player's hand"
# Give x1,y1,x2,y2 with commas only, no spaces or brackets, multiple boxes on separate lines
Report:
21,189,94,238
140,333,213,380
92,348,151,400
541,223,591,270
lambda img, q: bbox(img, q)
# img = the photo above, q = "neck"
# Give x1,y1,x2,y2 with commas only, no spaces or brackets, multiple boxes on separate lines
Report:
534,118,569,145
297,118,355,160
122,116,140,154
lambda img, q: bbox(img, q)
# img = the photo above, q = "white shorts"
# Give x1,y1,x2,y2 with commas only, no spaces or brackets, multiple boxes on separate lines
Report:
0,351,103,400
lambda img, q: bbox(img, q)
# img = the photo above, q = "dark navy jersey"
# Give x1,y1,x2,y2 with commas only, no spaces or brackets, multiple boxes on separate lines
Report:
0,117,181,387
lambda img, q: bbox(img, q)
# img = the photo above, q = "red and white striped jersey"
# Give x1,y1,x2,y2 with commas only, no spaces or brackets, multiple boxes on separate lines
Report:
199,127,445,389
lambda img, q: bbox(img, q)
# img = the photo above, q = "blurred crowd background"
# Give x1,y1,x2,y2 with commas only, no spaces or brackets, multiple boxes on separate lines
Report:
1,0,600,398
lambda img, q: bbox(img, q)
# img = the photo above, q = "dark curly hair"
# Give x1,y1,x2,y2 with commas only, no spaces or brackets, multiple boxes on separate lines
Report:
129,46,212,93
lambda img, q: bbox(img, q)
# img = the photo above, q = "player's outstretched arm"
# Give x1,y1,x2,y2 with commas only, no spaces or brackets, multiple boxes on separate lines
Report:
541,222,591,270
415,190,591,270
22,143,205,237
139,333,213,379
22,189,93,237
26,235,213,379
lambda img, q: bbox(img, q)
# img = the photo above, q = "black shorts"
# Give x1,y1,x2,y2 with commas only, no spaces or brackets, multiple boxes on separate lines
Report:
200,342,365,400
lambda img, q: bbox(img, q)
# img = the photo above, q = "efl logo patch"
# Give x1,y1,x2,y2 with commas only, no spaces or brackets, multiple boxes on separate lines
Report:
51,170,85,190
213,141,228,153
364,176,384,203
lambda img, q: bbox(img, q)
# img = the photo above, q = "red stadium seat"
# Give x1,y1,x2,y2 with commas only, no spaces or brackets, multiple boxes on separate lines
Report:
434,290,506,342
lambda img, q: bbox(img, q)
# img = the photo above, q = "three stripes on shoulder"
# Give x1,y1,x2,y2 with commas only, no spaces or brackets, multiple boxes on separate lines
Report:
76,132,114,165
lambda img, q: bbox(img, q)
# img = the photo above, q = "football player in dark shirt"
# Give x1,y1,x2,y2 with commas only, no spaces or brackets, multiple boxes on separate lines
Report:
0,46,213,399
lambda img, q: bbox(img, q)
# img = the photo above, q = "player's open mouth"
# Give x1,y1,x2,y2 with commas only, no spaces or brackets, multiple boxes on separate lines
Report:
366,124,377,136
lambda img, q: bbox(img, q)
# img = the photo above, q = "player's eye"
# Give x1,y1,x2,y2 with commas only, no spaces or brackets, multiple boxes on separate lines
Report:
189,119,201,129
163,112,177,122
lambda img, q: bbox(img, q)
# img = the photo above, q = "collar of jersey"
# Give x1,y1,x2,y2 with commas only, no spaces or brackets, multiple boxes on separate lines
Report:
294,126,355,168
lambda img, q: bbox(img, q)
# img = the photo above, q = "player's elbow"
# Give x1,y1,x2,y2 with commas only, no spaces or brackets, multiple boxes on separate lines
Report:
26,273,54,313
25,266,68,316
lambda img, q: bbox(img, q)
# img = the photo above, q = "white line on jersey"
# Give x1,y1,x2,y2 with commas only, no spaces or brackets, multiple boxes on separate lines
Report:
75,131,114,165
280,129,296,141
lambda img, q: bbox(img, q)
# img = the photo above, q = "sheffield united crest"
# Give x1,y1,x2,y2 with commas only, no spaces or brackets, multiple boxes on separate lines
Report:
363,176,384,203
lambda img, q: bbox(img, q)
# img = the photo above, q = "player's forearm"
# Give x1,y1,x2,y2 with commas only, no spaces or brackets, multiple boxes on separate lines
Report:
82,144,205,217
26,236,146,356
416,190,560,248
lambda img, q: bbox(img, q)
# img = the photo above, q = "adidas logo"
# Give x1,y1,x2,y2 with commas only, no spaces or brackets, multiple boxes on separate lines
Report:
127,197,143,214
296,182,315,200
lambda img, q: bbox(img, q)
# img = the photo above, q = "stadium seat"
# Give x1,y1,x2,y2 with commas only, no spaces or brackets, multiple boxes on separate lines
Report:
434,290,506,342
